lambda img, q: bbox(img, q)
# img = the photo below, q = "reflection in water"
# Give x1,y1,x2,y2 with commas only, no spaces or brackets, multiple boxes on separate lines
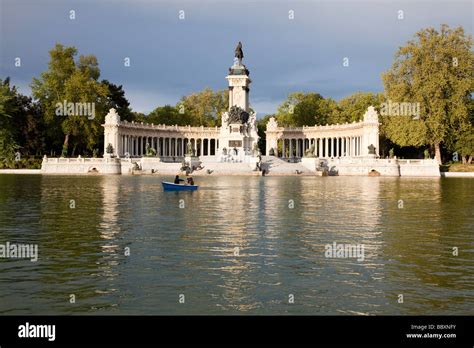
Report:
0,175,472,315
95,176,122,299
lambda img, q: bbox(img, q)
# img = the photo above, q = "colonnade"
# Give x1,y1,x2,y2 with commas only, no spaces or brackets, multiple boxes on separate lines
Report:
119,135,219,158
278,136,362,158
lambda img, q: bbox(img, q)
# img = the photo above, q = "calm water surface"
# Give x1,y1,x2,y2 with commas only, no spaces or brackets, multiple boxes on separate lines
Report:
0,175,473,315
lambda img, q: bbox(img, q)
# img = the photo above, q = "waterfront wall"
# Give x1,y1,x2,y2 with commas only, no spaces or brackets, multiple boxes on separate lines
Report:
41,156,440,176
398,159,441,177
300,157,439,177
41,157,122,174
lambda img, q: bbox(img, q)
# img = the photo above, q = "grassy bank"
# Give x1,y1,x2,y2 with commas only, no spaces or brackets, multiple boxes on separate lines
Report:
440,162,474,172
0,158,43,169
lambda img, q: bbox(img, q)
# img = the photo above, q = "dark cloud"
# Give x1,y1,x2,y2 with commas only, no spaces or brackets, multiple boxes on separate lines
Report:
1,0,471,116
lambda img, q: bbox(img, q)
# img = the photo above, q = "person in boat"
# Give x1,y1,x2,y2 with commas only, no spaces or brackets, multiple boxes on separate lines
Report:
186,177,194,185
174,175,184,184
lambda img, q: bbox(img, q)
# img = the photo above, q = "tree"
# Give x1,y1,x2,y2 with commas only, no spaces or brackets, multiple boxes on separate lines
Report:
147,105,185,125
276,92,335,127
0,78,44,165
102,80,133,122
257,114,273,154
382,25,473,164
0,78,18,163
177,88,228,126
332,92,384,124
31,43,109,156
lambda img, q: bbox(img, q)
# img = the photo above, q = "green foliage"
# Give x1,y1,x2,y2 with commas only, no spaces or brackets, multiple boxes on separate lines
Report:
332,92,384,123
147,105,184,125
381,115,428,147
102,80,133,122
0,156,42,170
0,78,44,162
61,143,68,158
257,114,272,154
0,128,19,165
382,24,473,163
276,92,334,127
274,91,383,128
177,88,228,126
0,79,17,163
31,43,110,156
455,129,474,159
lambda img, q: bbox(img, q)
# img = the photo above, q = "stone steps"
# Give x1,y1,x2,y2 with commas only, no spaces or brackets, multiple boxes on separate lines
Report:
261,156,309,175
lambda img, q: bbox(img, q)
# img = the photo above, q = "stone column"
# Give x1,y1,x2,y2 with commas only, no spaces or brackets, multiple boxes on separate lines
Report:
123,136,126,156
330,138,334,158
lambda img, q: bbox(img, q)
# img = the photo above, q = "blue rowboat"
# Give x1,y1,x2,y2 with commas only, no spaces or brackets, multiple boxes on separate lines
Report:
162,181,198,191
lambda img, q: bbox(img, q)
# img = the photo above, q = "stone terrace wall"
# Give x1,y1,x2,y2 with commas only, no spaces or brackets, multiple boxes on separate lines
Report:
41,157,122,174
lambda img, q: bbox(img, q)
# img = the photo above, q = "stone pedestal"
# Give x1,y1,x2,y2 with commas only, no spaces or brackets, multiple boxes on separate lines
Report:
185,155,201,168
217,59,259,162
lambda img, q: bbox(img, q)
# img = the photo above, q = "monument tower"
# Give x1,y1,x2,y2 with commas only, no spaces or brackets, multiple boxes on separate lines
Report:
218,42,259,162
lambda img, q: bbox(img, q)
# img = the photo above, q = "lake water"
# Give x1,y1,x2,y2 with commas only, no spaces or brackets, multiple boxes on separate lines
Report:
0,175,473,315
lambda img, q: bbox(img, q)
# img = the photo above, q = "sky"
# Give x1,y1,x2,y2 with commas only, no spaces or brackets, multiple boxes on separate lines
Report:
1,0,472,116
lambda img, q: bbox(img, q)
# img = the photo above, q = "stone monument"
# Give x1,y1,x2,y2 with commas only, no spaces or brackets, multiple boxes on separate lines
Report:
103,108,120,157
218,42,259,162
184,141,200,169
